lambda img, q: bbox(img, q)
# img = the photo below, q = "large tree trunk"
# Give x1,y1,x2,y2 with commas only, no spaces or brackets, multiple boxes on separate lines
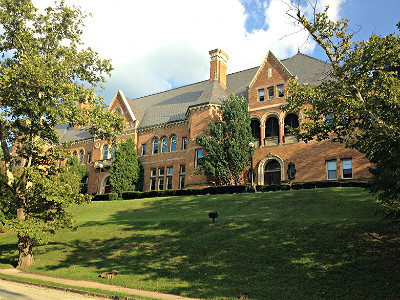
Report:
16,207,34,268
17,233,34,268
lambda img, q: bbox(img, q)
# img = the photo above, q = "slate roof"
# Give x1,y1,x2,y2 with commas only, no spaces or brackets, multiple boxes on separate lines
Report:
57,51,331,142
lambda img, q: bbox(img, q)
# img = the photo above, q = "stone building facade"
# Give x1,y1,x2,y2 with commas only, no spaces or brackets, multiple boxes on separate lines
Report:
58,48,371,194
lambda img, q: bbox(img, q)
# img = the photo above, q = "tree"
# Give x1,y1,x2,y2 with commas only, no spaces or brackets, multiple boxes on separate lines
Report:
196,94,253,185
0,0,124,267
283,5,400,216
109,137,140,196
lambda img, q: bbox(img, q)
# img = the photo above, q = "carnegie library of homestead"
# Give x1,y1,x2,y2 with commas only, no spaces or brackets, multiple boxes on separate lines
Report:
60,49,371,194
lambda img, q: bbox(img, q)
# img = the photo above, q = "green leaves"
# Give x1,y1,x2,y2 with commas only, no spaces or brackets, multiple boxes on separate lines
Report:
196,94,253,185
109,137,140,196
285,6,400,216
0,0,123,265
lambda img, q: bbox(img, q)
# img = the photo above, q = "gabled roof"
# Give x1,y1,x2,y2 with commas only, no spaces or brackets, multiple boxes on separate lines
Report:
249,51,294,89
282,52,332,85
57,51,331,142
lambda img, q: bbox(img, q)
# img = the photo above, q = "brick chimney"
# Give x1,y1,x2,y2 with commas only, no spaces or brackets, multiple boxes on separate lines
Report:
209,49,229,90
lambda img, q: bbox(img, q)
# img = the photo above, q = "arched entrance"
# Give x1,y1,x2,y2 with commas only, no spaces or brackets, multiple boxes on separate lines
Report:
104,177,111,193
264,160,281,185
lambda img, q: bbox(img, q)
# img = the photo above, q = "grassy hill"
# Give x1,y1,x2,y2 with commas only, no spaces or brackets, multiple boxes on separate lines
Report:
1,187,399,300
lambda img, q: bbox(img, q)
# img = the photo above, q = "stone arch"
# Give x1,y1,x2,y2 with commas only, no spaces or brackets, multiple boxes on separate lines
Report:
257,154,285,185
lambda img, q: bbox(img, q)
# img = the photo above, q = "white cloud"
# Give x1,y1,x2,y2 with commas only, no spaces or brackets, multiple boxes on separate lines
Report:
32,0,345,102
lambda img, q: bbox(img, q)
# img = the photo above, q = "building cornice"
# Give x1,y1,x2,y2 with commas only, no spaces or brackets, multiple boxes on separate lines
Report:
137,120,189,134
185,103,221,118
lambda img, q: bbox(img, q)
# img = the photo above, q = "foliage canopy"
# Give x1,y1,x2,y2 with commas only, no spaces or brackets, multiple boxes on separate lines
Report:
283,5,400,216
196,94,253,185
0,0,124,267
110,137,140,196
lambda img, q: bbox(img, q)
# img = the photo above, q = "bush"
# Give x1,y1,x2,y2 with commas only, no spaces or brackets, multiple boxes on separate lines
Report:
92,194,110,201
109,193,119,201
121,191,141,200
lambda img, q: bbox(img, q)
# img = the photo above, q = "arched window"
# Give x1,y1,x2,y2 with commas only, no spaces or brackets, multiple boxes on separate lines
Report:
170,135,177,152
161,137,168,153
152,138,159,154
284,114,299,135
73,150,78,156
250,119,261,145
103,145,109,160
113,107,122,116
79,150,84,164
111,145,117,158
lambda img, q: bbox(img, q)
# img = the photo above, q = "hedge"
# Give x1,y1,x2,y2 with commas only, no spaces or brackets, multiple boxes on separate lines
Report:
92,180,371,201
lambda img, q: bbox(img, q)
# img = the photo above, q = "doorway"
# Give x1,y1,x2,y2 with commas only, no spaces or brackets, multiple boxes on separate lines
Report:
264,160,281,185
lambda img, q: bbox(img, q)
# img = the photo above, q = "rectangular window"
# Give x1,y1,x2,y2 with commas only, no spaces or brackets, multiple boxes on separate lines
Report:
150,168,157,177
180,165,186,174
150,178,156,191
182,137,187,150
267,87,274,100
141,144,146,156
166,176,173,190
159,167,165,176
342,159,353,179
167,166,173,175
179,175,185,189
195,149,203,168
87,153,92,164
277,85,284,98
326,160,337,180
268,68,272,78
258,89,264,102
158,178,164,190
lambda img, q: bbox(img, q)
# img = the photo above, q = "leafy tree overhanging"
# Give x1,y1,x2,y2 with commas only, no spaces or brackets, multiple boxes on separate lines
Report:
283,4,400,216
0,0,124,268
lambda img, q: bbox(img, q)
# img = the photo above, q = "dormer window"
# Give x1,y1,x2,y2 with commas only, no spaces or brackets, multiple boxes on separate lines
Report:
258,89,264,102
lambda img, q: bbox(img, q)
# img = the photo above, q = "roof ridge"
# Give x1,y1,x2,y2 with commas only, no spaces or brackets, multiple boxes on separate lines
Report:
129,66,260,102
282,52,331,65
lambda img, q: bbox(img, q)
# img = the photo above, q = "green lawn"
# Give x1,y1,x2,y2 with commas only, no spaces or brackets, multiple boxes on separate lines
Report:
1,187,399,300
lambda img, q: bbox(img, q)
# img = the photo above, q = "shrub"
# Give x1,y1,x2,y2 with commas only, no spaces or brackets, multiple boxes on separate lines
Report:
122,191,141,200
108,193,119,201
92,194,110,201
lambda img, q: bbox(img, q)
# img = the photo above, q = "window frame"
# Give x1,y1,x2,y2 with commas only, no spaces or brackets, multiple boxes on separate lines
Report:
141,144,146,156
159,167,165,176
277,84,284,98
195,149,203,168
87,153,92,164
79,150,84,164
170,136,177,152
161,137,168,153
102,145,108,160
258,89,264,102
267,87,274,100
152,138,159,154
158,178,164,190
182,137,187,150
341,159,353,179
326,160,338,180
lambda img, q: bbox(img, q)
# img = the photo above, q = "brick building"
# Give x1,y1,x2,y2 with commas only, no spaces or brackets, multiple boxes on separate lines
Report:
59,48,371,194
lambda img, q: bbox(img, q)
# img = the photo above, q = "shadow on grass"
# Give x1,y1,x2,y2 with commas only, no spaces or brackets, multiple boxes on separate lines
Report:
18,190,400,299
0,243,18,268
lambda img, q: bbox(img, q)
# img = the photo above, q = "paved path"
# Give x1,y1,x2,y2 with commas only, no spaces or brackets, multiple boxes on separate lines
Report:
0,269,202,300
0,278,105,300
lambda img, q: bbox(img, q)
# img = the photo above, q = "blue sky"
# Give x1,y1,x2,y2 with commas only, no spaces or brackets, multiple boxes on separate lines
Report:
34,0,399,104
